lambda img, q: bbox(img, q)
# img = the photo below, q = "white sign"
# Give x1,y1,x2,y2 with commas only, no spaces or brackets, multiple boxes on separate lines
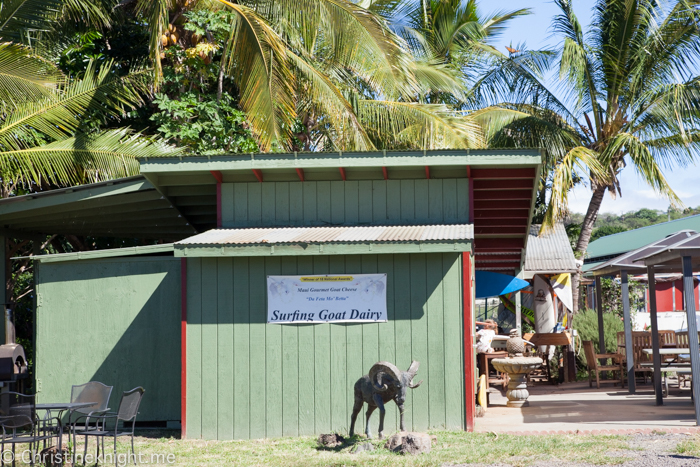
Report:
267,274,387,324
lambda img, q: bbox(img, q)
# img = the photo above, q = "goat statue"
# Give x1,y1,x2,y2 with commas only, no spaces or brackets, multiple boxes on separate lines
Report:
349,361,422,439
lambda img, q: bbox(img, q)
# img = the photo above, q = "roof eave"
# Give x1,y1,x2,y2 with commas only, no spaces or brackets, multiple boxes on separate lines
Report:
175,240,472,257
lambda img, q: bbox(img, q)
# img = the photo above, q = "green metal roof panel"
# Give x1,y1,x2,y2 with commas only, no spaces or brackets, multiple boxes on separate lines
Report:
0,176,197,239
523,223,578,276
140,149,542,174
585,214,700,262
19,243,175,263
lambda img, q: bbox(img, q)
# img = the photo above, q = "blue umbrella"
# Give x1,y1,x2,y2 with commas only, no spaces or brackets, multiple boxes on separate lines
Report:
475,271,530,298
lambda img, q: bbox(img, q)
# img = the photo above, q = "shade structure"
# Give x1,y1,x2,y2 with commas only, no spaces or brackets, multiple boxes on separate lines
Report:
475,271,529,298
638,231,700,423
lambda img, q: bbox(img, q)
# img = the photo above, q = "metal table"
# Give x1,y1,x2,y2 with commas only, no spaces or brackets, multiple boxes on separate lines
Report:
642,349,692,397
36,402,94,453
642,348,691,355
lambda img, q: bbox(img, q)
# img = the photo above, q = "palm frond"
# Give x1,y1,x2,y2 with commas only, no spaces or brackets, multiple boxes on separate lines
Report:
245,0,416,98
0,0,109,41
541,146,606,230
216,0,295,151
0,129,182,186
0,42,63,109
288,52,374,151
357,100,484,149
603,131,683,208
484,103,583,165
469,105,530,141
0,60,151,151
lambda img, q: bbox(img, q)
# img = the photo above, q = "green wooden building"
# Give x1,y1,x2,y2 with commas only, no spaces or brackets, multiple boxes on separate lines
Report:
0,150,541,439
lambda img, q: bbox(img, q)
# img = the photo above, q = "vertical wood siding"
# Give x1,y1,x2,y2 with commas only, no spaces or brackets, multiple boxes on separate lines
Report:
221,180,469,227
35,257,181,422
185,253,464,440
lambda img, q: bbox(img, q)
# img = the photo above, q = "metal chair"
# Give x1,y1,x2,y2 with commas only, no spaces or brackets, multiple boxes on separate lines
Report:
0,392,56,467
69,382,113,462
75,387,144,466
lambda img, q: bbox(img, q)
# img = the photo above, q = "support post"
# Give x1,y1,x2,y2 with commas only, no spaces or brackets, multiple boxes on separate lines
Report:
515,291,522,336
210,171,223,228
621,269,636,394
682,256,700,425
463,251,475,432
0,236,5,340
647,265,662,405
0,236,5,305
595,276,605,353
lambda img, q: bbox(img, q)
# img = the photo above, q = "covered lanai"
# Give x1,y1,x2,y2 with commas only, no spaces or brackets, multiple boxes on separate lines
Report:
589,230,698,397
639,232,700,425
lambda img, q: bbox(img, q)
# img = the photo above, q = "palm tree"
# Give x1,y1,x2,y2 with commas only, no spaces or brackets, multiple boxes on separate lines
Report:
372,0,528,74
135,0,486,151
473,0,700,310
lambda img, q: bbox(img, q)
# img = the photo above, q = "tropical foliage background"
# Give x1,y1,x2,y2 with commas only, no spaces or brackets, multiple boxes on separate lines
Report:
1,0,699,312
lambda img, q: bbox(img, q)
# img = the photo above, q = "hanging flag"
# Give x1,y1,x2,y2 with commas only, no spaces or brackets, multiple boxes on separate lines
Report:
549,273,573,312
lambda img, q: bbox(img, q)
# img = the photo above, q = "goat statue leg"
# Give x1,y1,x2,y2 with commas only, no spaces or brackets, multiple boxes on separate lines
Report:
349,397,363,437
365,404,377,439
373,393,387,439
398,403,406,432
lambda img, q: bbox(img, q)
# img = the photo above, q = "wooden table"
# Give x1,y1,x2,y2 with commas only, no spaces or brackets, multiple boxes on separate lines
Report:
478,351,509,390
523,332,573,383
526,332,572,347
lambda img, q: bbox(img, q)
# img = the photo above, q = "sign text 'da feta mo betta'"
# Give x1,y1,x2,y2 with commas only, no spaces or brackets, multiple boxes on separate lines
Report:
267,274,387,324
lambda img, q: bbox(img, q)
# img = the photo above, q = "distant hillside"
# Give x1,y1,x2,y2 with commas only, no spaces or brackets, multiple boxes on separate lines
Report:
564,207,700,248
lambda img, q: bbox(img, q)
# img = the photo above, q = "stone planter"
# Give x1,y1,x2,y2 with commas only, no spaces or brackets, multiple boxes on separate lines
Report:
490,357,543,408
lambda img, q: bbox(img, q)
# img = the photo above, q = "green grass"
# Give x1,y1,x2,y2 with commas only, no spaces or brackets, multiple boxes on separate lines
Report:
676,434,700,457
83,429,633,467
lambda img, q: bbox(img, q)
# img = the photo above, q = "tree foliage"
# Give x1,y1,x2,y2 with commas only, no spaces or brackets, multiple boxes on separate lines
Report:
132,0,526,152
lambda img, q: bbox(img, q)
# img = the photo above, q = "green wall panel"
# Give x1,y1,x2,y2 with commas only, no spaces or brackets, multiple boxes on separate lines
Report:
35,257,181,422
221,180,469,227
185,253,464,440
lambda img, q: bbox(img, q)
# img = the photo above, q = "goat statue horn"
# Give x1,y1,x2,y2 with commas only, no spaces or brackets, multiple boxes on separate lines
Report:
409,379,423,389
407,360,420,377
368,361,402,392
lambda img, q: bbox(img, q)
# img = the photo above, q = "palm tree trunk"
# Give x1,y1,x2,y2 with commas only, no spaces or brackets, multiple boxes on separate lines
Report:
576,184,607,256
571,184,607,312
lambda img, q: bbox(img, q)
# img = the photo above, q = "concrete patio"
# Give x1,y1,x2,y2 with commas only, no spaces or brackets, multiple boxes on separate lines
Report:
476,380,699,434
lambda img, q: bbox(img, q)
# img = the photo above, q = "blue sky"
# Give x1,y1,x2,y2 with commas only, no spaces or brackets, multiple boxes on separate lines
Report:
484,0,700,215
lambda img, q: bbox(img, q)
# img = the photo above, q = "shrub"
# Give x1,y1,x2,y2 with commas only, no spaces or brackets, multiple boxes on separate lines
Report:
600,277,645,316
573,308,625,370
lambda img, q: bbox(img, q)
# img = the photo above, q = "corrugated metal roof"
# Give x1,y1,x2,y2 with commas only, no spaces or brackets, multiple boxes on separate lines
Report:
177,224,474,245
590,230,697,275
585,214,700,261
18,243,175,263
523,223,578,274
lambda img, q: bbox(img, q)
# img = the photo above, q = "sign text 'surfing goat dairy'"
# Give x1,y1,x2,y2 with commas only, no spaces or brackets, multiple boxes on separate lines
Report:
267,274,388,324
